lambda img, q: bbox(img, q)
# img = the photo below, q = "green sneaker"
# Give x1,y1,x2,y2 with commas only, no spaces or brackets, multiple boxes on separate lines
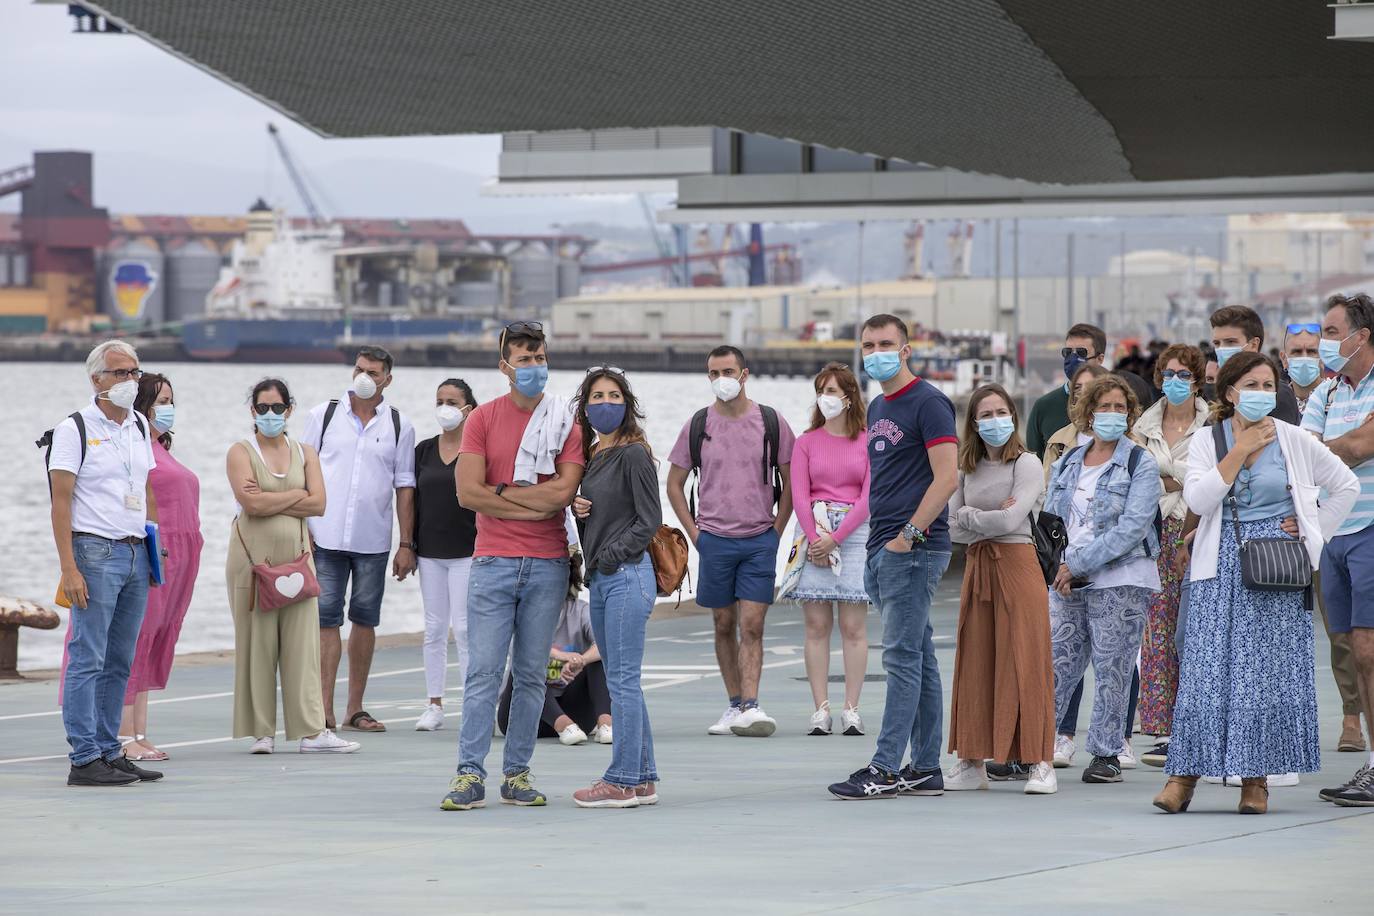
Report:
439,772,485,811
500,769,547,806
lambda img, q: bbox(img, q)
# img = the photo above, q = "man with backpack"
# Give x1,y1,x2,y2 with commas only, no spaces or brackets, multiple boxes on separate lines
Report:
667,345,795,737
302,345,417,735
46,341,163,787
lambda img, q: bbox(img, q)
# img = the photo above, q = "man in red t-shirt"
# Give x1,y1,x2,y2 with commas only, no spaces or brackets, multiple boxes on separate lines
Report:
439,321,584,811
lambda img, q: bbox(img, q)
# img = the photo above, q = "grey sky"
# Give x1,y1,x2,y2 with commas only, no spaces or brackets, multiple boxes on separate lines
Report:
1,3,637,231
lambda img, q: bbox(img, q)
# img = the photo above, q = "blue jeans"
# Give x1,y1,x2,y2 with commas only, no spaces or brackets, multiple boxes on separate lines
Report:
457,556,569,780
314,547,389,628
62,536,149,766
589,554,659,788
865,546,950,774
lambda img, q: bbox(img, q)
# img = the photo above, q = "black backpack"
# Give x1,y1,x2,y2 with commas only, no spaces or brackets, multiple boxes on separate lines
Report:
1061,443,1163,558
36,410,148,493
318,399,401,451
687,404,782,518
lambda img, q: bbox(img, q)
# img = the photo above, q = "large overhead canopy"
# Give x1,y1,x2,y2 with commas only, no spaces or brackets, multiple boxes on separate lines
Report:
83,1,1374,186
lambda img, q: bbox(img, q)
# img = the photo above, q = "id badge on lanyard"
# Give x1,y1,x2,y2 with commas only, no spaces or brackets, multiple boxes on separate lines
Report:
115,421,143,512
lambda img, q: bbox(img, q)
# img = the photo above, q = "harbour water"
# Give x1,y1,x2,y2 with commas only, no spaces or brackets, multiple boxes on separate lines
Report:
6,360,834,672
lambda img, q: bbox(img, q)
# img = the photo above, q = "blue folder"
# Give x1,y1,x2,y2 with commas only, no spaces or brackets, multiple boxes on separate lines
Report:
145,522,165,586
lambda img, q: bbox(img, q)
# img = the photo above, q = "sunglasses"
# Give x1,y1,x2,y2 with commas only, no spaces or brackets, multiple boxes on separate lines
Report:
1061,347,1094,360
586,364,625,376
99,368,144,381
1160,369,1194,381
1285,323,1321,335
499,320,544,352
253,403,289,416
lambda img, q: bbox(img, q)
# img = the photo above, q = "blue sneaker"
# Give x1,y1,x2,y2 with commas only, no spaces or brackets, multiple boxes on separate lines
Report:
500,769,547,806
828,765,900,800
896,765,944,796
439,772,485,811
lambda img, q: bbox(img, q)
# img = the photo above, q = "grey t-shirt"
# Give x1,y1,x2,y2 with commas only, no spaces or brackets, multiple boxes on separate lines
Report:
550,598,594,653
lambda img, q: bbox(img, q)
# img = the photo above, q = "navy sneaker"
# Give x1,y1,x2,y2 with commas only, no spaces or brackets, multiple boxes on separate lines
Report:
896,765,944,796
500,769,547,806
985,760,1030,781
1082,755,1123,783
1320,764,1371,802
828,765,900,800
439,772,486,811
1141,741,1170,768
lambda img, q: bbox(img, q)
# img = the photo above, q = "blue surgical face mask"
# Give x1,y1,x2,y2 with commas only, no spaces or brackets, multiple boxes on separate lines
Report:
1320,332,1363,374
1233,389,1276,422
1092,411,1128,442
976,416,1014,447
1161,377,1193,406
1063,354,1086,382
1214,345,1242,368
1286,357,1320,388
863,350,903,382
507,361,549,397
586,402,626,435
153,404,176,432
255,413,286,438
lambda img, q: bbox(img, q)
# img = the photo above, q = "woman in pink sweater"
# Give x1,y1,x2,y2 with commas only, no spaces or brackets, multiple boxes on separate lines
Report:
787,362,871,737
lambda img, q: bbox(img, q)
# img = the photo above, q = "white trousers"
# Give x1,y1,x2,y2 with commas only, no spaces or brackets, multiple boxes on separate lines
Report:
418,556,472,699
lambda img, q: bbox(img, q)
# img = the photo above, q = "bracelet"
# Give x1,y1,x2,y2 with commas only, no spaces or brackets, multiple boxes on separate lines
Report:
1173,538,1187,548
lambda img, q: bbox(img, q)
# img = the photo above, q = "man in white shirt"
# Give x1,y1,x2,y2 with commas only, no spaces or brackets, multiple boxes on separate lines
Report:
302,345,417,734
49,341,163,787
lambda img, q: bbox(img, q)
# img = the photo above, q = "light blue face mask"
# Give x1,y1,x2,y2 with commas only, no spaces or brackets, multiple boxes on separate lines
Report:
1320,332,1363,374
863,350,903,382
1161,377,1193,406
255,413,286,438
1286,357,1320,388
976,416,1014,447
153,404,176,432
1092,411,1128,442
1233,389,1276,422
1214,345,1243,368
508,362,549,397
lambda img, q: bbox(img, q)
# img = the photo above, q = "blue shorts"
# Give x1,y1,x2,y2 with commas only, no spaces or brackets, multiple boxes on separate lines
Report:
696,528,780,609
1320,524,1374,634
315,547,389,628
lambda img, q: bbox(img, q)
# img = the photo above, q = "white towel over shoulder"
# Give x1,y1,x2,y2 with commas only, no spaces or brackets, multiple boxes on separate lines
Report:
514,393,574,485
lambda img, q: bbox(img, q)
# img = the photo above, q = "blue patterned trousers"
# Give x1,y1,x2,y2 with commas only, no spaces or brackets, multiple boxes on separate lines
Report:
1049,586,1150,758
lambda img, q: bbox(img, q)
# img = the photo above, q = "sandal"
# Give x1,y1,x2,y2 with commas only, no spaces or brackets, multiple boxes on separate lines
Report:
341,710,386,733
135,734,170,762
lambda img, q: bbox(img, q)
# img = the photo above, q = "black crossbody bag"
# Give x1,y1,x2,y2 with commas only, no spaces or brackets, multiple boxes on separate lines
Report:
1212,423,1312,600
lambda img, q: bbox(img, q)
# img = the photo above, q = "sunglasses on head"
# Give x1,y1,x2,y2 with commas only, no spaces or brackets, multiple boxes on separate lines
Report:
1285,323,1320,335
1061,347,1094,360
586,364,625,376
253,403,289,416
499,320,544,352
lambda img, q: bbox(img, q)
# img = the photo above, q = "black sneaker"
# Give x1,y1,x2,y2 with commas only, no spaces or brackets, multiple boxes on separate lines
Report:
1331,767,1374,807
67,758,139,787
108,756,163,782
895,765,945,796
986,760,1031,781
1319,765,1371,802
1082,755,1124,783
1141,741,1170,768
828,765,900,800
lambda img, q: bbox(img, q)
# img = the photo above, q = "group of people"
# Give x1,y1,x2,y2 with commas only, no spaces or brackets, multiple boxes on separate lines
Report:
48,298,1374,815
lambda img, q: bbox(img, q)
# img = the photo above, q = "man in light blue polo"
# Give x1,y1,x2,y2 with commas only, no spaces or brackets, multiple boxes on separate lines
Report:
1302,292,1374,806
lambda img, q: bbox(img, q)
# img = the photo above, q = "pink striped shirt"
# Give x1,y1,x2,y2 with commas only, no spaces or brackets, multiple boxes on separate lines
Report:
790,427,871,544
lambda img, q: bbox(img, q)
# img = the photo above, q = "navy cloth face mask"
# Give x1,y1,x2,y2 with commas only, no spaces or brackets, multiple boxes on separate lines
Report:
586,402,626,434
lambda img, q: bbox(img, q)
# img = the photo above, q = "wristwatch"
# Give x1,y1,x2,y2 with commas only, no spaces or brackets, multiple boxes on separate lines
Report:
399,541,417,551
901,523,926,545
495,482,508,496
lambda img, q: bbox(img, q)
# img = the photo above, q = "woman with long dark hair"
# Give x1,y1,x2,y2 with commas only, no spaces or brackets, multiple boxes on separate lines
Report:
569,367,663,807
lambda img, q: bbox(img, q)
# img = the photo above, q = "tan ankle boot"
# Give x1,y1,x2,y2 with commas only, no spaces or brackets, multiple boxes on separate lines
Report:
1152,775,1199,813
1239,777,1269,814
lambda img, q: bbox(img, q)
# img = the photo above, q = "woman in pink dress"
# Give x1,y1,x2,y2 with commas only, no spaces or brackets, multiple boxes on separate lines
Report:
120,373,203,760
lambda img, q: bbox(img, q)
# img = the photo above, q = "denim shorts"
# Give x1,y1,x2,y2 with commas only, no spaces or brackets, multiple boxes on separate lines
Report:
315,547,389,628
696,528,781,608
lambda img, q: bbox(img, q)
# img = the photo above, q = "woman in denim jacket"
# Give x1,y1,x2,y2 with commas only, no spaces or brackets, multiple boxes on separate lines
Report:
1044,375,1162,785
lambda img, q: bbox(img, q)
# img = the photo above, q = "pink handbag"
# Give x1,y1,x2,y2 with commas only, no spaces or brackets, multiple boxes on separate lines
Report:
234,517,320,612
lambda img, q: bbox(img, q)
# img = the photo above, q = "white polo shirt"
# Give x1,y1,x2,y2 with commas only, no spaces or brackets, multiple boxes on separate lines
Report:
49,398,156,540
302,391,416,554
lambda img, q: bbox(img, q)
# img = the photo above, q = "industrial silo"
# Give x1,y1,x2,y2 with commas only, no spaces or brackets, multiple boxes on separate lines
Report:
557,258,582,299
164,240,222,322
509,248,558,318
99,239,165,328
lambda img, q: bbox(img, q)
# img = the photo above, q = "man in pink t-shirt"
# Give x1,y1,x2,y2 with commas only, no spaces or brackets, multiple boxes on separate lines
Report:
440,321,584,812
667,345,795,739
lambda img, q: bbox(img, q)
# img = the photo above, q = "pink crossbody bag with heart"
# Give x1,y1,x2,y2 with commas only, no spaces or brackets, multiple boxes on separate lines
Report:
233,440,320,612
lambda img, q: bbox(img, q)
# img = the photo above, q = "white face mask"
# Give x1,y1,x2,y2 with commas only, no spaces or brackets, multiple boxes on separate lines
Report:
817,394,847,420
435,404,465,431
711,376,742,403
351,372,378,400
105,379,138,410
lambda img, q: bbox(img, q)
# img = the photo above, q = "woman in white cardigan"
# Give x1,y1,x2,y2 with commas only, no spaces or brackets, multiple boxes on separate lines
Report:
1154,352,1359,817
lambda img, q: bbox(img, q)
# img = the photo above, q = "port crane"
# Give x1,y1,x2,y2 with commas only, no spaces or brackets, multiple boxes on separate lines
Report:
267,123,328,226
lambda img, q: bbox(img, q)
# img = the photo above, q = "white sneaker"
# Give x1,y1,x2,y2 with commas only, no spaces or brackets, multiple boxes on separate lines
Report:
840,705,864,736
590,723,613,745
299,729,360,754
1119,740,1138,770
943,759,989,791
708,706,743,735
729,706,778,737
1053,734,1076,768
809,702,833,736
250,736,275,755
414,703,446,732
559,723,588,746
1025,761,1059,795
1223,772,1299,788
1202,775,1225,785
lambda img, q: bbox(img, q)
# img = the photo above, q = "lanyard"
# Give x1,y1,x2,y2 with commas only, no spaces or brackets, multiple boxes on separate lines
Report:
102,413,139,493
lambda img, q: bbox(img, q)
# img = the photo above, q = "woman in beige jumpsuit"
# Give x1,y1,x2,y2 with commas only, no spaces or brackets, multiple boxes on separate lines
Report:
226,378,359,754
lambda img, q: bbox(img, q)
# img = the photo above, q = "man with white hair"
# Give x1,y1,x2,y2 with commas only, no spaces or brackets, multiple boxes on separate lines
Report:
48,340,163,787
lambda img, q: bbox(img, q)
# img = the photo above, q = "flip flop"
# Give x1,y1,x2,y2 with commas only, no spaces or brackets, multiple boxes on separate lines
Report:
341,710,386,733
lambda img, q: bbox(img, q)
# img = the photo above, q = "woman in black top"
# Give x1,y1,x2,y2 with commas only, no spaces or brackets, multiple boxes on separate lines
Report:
569,368,664,808
413,378,479,733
